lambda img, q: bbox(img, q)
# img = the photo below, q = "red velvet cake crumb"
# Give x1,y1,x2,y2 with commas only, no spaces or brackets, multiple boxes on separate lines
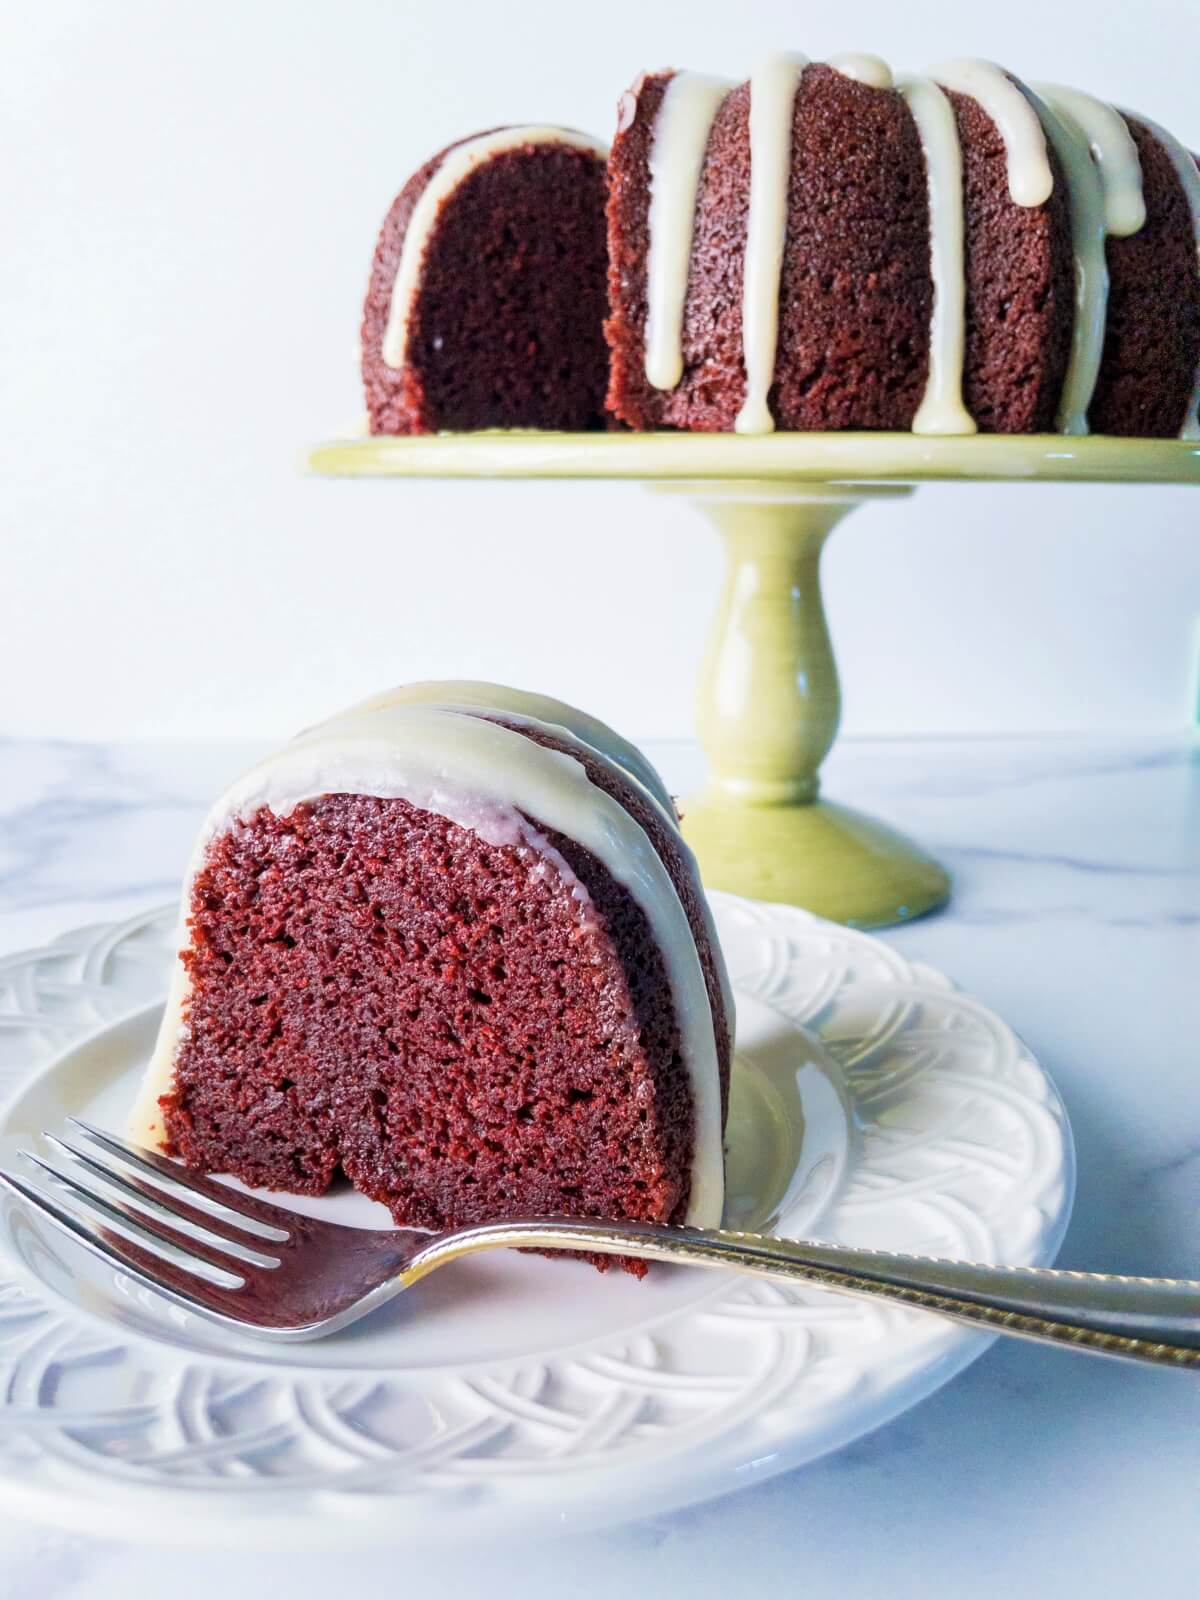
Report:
162,793,707,1276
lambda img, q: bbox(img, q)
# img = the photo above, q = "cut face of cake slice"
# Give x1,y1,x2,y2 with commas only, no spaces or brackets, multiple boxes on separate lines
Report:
130,685,732,1274
361,127,612,435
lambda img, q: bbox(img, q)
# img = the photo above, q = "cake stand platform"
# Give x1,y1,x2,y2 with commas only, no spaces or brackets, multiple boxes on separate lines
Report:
308,434,1200,928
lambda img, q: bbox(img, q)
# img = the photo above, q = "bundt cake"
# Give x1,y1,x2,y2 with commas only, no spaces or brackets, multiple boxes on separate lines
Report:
359,58,1197,440
131,684,732,1273
605,54,1200,438
362,127,611,434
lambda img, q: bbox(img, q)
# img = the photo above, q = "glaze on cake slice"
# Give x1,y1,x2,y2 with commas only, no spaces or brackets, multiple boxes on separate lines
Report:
362,128,611,434
131,687,731,1274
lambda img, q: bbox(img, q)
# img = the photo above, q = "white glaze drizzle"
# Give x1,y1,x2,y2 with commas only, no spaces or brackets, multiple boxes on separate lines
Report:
335,680,679,815
1119,109,1200,440
331,685,734,1042
897,75,976,436
735,52,809,435
1035,85,1146,236
131,705,726,1227
929,62,1107,433
824,52,893,90
928,59,1054,206
381,125,608,370
1024,88,1109,434
644,73,733,390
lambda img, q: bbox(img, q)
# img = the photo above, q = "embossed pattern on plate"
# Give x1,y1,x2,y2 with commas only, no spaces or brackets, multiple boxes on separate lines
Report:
0,895,1073,1548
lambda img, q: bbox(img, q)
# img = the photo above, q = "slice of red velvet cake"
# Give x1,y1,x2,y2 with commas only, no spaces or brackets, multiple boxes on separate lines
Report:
362,127,612,434
131,684,732,1273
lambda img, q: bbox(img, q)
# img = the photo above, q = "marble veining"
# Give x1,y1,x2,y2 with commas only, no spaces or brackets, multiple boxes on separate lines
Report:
953,842,1200,878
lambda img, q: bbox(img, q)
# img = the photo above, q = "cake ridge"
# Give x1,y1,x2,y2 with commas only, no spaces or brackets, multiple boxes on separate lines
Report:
1036,85,1147,238
933,62,1106,434
734,52,810,436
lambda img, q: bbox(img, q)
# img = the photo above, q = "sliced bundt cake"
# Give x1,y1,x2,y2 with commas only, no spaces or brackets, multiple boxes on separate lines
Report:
131,685,732,1272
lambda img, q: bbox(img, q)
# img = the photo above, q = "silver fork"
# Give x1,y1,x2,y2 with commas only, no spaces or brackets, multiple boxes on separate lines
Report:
1,1120,1198,1365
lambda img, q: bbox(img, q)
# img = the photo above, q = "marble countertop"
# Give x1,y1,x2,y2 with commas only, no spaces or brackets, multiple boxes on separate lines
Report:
1,731,1197,1597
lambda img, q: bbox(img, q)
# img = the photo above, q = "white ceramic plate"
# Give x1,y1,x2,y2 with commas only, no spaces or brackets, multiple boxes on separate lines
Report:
0,894,1073,1548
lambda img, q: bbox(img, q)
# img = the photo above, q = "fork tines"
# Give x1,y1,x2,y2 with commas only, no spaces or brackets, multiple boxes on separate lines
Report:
0,1118,296,1324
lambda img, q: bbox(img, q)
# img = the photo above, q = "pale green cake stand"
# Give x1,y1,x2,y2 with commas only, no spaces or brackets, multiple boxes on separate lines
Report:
309,434,1200,928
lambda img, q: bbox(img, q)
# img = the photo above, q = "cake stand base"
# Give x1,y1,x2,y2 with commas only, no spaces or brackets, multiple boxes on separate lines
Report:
308,432,1200,928
681,794,949,928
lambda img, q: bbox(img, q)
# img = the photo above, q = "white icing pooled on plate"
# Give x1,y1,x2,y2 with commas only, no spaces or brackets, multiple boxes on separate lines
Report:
897,75,976,436
735,52,809,436
644,72,733,391
928,58,1054,206
824,52,893,90
131,703,726,1228
1036,85,1146,237
381,126,608,371
1119,108,1200,440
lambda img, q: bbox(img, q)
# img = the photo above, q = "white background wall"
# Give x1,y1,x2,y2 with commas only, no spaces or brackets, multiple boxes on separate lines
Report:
5,0,1199,744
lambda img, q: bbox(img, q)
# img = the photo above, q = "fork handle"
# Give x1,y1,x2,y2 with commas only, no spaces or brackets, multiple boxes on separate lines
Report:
410,1219,1200,1368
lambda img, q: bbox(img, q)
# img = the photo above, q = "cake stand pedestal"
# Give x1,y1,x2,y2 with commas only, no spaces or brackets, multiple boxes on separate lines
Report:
659,478,946,922
309,434,1200,928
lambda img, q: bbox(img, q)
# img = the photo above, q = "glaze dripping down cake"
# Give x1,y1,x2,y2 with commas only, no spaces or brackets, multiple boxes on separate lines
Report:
606,53,1200,438
131,685,732,1273
359,53,1199,439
